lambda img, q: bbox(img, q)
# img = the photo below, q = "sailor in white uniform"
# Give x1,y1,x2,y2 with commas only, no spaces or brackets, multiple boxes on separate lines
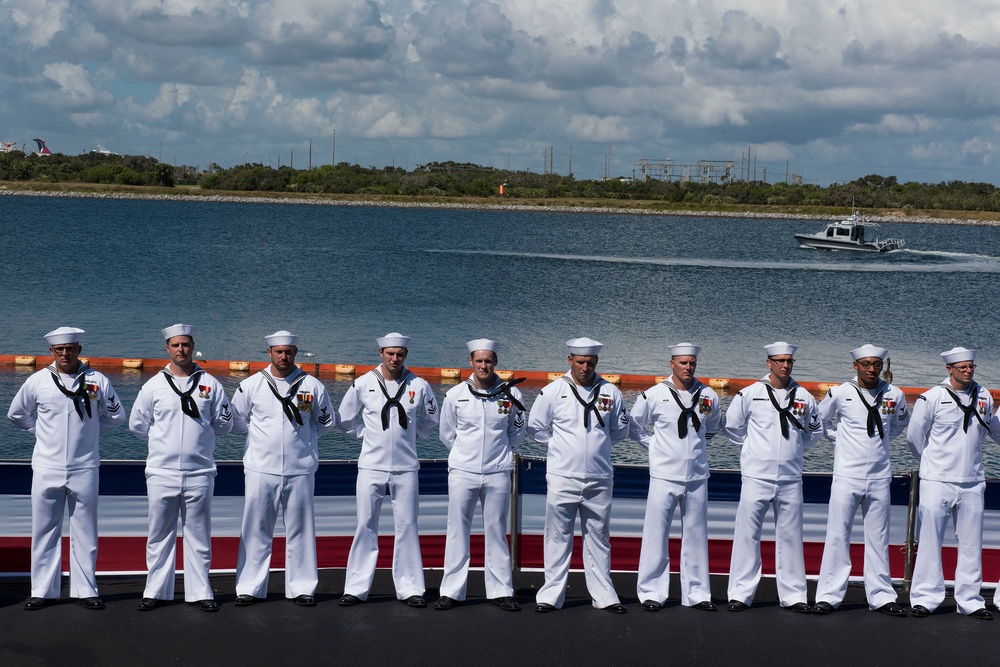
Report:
434,339,526,612
338,333,440,608
813,344,909,616
630,343,721,612
129,324,232,612
724,342,822,612
907,347,998,619
232,331,336,606
527,337,630,613
8,327,125,610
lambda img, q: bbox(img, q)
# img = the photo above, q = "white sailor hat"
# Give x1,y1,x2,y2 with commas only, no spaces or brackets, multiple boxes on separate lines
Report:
941,346,976,364
44,327,84,346
765,341,797,357
566,337,603,356
377,332,412,349
466,338,500,354
669,342,701,357
265,330,300,347
850,344,887,361
161,323,195,341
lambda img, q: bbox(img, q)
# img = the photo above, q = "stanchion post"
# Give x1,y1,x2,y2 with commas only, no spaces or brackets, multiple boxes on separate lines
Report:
903,469,920,593
510,452,522,573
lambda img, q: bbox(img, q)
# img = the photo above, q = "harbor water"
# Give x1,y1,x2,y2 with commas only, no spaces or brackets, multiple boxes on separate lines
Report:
2,194,1000,472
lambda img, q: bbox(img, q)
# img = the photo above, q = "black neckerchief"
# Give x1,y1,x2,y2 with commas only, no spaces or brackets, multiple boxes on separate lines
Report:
851,381,885,439
377,367,412,430
563,376,605,428
49,366,92,420
764,382,802,439
466,376,526,412
667,381,704,439
163,369,204,421
942,382,989,432
263,369,306,426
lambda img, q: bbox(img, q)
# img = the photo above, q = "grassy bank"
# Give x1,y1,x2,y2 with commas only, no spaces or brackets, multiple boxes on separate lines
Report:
3,179,999,224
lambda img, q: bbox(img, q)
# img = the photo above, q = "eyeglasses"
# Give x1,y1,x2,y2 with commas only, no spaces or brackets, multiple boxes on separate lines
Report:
856,360,884,369
767,358,794,365
950,364,976,372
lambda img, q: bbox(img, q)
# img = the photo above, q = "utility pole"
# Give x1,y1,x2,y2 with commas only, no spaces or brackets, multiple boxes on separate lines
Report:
549,147,553,176
290,149,293,169
332,129,336,166
569,145,573,178
308,139,312,169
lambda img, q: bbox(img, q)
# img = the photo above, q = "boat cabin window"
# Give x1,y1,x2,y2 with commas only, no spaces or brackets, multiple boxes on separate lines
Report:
834,227,850,237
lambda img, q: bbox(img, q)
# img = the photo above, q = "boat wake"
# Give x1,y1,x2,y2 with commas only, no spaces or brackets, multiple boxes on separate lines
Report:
900,248,1000,261
423,248,1000,273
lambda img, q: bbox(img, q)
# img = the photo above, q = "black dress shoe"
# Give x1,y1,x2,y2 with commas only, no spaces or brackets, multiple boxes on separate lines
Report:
492,597,520,612
196,599,218,612
293,595,316,607
404,595,427,608
138,598,161,611
788,602,812,613
969,608,993,620
235,594,256,606
433,596,456,610
24,597,47,611
535,602,557,613
813,601,835,615
338,594,362,606
692,600,717,611
641,599,662,612
727,600,748,612
80,597,106,610
603,603,628,614
910,605,931,618
877,602,907,617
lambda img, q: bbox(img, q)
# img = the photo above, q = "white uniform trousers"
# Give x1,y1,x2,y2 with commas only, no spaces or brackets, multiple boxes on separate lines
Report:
535,474,621,609
815,475,896,609
30,466,100,599
726,476,808,607
439,469,514,601
636,477,711,607
143,471,215,602
910,479,985,614
343,469,425,600
235,470,318,599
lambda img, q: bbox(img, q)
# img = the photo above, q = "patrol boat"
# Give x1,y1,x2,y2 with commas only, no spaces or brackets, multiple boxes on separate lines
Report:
794,213,905,253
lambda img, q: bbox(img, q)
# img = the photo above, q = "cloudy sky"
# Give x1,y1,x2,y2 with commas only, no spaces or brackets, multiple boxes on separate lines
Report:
2,0,999,185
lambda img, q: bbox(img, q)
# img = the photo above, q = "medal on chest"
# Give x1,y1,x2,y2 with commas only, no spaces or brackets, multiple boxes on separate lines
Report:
297,392,314,412
599,396,613,412
198,384,212,400
881,399,895,415
791,399,807,417
408,390,415,405
497,399,512,415
86,383,99,400
699,396,712,415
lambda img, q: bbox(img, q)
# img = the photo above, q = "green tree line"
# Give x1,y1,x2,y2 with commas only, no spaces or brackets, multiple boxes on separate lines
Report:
4,150,1000,212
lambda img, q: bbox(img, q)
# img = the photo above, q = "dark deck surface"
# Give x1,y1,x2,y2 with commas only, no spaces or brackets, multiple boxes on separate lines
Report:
1,569,996,665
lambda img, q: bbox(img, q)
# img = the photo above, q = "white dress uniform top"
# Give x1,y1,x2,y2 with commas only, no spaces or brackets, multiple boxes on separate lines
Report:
339,337,440,601
231,338,336,600
438,341,526,602
724,343,822,608
814,344,910,610
527,339,630,609
907,347,999,615
630,359,721,607
130,354,232,603
7,327,125,600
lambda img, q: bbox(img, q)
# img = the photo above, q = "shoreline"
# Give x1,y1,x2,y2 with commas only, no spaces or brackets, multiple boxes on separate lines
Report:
1,186,996,226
